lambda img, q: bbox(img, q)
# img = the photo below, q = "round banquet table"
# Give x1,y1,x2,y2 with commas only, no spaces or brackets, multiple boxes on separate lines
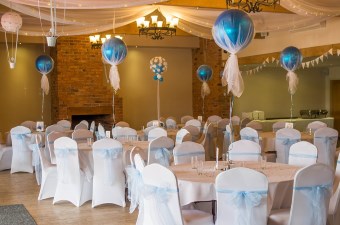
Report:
137,129,178,141
170,161,301,211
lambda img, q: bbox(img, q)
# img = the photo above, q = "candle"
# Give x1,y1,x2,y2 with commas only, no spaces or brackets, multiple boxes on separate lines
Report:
215,147,219,170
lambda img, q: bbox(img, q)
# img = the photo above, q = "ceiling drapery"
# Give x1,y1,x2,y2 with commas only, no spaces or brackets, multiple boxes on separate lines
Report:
0,0,339,38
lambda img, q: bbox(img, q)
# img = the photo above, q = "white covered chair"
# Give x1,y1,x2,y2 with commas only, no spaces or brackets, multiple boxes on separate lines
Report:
231,115,240,126
21,120,36,131
112,127,137,141
272,121,286,132
46,124,65,136
334,154,340,191
10,126,33,173
141,163,214,225
147,136,174,167
199,123,215,161
92,139,125,208
288,141,317,167
79,120,89,128
115,121,130,128
89,121,95,133
240,117,251,129
314,127,338,169
147,120,162,128
53,137,92,207
57,120,71,130
207,115,222,124
72,129,93,144
268,163,333,225
215,167,268,225
307,121,327,133
240,127,260,144
148,127,167,141
173,141,205,165
0,140,12,171
175,129,191,145
246,120,263,131
217,119,230,155
328,159,340,225
166,118,177,129
74,122,88,130
183,125,201,142
96,123,106,140
275,128,301,164
228,140,261,162
181,115,194,124
185,119,202,132
47,131,69,164
38,146,57,200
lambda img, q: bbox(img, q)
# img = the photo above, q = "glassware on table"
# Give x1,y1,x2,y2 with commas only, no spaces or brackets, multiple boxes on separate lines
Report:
260,155,267,170
87,137,92,146
196,160,203,175
191,156,198,169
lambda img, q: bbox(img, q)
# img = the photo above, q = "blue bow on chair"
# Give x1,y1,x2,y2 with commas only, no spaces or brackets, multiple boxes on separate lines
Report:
153,148,171,167
241,135,257,143
55,147,77,183
125,165,143,213
315,136,337,166
97,148,122,185
277,137,300,163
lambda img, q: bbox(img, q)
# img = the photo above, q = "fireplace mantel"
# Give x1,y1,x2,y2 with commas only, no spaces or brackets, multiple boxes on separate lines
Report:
67,106,112,117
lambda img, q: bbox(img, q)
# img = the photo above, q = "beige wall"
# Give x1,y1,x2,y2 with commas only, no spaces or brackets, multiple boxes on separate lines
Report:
0,43,51,133
233,67,327,119
118,47,192,129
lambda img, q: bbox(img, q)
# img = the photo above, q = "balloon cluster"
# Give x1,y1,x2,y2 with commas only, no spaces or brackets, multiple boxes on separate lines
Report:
150,56,167,82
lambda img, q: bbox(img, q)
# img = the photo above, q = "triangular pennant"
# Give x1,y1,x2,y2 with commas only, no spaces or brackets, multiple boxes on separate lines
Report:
262,61,266,65
315,58,319,64
272,57,276,63
256,67,259,72
320,55,324,62
250,70,253,75
265,57,269,63
324,53,329,58
337,49,340,56
306,62,310,68
311,61,315,67
329,48,333,55
246,71,249,75
259,66,263,70
302,63,305,69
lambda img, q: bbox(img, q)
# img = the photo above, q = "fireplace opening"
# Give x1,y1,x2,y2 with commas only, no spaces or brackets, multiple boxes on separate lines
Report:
71,114,113,131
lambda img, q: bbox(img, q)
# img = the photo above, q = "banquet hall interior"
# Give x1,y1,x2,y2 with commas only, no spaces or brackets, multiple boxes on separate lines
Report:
1,0,340,225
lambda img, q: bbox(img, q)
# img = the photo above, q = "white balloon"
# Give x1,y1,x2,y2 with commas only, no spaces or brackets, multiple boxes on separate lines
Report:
1,12,22,33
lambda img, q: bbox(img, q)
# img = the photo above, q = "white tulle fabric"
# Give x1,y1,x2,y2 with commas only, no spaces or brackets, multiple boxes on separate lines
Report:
41,74,49,95
201,81,210,99
286,71,299,95
0,1,337,38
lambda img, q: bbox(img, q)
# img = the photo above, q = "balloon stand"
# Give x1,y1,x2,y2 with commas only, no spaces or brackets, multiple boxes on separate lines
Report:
202,96,205,118
229,95,235,144
157,80,160,121
290,94,294,121
112,92,116,123
41,91,44,121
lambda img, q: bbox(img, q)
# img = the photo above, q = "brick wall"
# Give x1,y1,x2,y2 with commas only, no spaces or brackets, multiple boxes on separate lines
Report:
50,36,123,129
192,38,230,121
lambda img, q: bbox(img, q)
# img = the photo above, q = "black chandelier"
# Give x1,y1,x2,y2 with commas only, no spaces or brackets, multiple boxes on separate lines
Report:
136,15,179,40
226,0,280,13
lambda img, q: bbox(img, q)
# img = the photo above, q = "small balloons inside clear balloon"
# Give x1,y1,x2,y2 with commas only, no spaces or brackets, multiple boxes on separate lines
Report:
35,55,54,75
150,56,167,82
197,65,213,82
280,46,303,72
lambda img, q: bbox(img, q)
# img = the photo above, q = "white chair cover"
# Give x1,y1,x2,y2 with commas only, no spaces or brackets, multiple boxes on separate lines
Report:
142,126,156,141
72,129,93,144
0,145,12,171
307,121,327,133
314,127,338,169
38,145,57,200
217,119,230,155
27,133,43,185
288,141,317,166
45,124,65,160
147,136,174,167
74,122,88,130
115,121,130,128
207,115,222,125
148,127,167,141
173,141,205,165
147,120,162,128
181,115,194,124
329,159,340,225
97,123,106,140
79,120,89,128
57,120,71,130
240,118,251,129
231,116,241,126
165,118,177,130
272,121,286,132
175,129,190,145
10,126,33,173
89,121,95,133
21,120,36,131
268,163,333,225
215,167,268,225
246,121,263,131
229,140,261,162
183,125,201,142
92,138,125,208
53,137,92,207
47,131,68,164
240,127,260,144
142,164,214,225
185,119,202,132
275,128,301,164
112,127,137,141
335,154,340,191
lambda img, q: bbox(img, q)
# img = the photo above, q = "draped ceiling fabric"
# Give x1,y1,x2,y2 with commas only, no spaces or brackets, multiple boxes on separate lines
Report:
0,0,339,38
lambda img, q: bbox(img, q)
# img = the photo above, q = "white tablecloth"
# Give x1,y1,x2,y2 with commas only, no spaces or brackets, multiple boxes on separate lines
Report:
170,161,301,211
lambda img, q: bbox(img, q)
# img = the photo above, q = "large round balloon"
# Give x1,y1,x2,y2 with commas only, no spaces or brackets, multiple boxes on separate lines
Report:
197,65,213,82
102,37,127,65
212,9,254,54
35,55,54,74
1,12,22,33
280,46,303,72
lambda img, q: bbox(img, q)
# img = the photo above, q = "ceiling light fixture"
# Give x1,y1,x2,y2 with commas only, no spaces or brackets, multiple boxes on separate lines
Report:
226,0,280,13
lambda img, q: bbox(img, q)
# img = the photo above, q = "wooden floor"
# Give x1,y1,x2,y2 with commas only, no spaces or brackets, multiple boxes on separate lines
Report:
0,170,138,225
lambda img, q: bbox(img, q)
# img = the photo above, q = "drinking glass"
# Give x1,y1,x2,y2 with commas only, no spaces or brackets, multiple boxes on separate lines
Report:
87,137,92,146
196,160,203,175
260,156,267,170
191,156,198,169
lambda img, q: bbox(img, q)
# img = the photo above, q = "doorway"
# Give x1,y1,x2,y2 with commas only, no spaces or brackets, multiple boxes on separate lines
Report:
331,80,340,137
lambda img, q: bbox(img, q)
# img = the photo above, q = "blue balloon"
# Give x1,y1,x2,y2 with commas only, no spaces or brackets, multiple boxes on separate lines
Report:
153,75,158,80
102,37,127,65
212,9,254,53
197,65,213,82
35,55,54,74
280,46,303,71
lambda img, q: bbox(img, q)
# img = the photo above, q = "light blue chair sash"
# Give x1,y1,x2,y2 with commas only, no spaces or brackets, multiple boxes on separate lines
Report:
151,148,171,167
143,184,178,225
294,183,332,225
28,142,42,185
55,147,77,183
229,152,261,157
276,137,300,163
216,189,267,225
95,148,122,185
125,165,143,213
173,151,205,157
315,136,338,166
241,135,258,143
12,133,31,151
289,153,317,159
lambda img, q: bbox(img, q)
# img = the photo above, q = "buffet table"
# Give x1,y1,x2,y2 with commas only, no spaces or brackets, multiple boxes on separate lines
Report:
254,117,334,132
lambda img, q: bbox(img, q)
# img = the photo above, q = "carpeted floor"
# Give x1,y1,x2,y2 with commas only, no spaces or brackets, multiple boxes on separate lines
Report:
0,204,37,225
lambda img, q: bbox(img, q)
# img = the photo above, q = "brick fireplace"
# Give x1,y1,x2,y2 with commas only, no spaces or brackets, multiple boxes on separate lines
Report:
50,35,123,129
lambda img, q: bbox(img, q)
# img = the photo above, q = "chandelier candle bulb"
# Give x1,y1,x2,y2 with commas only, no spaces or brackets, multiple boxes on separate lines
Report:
157,21,163,27
144,21,150,28
151,15,158,25
166,16,172,25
